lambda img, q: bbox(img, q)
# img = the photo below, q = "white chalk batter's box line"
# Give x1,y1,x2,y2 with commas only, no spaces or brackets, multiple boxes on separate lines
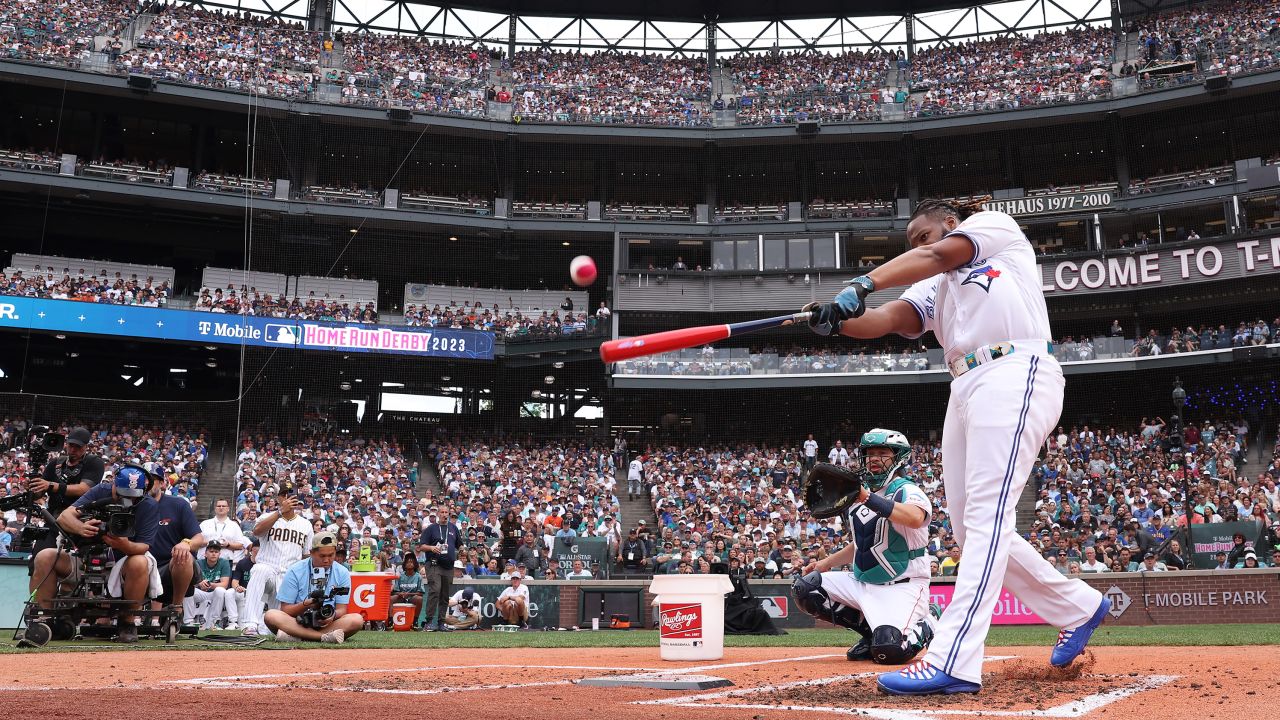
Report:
157,654,847,694
635,673,1179,718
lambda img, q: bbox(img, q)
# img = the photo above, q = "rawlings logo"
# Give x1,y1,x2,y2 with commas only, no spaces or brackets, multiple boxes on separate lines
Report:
659,603,703,639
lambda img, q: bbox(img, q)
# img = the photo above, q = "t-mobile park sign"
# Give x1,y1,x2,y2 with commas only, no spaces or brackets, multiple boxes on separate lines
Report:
1041,237,1280,295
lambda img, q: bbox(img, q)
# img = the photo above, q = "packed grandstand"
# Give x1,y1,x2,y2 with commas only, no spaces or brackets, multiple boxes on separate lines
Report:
1,0,1278,126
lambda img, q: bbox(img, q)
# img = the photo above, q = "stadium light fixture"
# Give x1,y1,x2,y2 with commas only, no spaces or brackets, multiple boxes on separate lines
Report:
381,381,405,388
169,368,187,374
340,381,352,391
54,334,66,340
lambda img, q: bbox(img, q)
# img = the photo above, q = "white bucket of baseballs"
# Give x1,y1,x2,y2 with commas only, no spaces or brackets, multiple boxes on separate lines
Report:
649,574,735,661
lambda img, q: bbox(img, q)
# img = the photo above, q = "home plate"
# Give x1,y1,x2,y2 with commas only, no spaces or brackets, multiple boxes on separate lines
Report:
577,673,734,690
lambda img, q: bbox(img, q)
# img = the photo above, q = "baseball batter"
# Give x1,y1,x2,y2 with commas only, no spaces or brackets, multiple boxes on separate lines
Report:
804,201,1108,695
793,430,938,665
240,494,312,636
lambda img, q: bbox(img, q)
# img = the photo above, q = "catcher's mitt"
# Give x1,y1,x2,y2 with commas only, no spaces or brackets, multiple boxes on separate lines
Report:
801,462,866,519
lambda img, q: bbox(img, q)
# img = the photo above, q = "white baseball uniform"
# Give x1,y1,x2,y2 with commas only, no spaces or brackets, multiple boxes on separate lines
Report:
898,211,1103,684
241,513,312,634
820,480,934,638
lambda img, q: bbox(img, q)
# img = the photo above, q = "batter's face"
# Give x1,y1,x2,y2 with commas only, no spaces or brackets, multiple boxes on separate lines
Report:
865,447,894,474
905,213,960,249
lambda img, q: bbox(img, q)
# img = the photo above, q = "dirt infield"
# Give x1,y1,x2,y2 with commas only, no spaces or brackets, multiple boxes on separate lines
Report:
0,645,1274,719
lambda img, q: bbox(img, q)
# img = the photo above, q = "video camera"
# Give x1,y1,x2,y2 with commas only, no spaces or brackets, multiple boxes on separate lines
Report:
25,426,65,474
77,496,138,539
297,565,349,630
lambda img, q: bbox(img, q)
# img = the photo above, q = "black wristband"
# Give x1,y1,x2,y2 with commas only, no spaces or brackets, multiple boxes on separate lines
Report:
864,492,894,518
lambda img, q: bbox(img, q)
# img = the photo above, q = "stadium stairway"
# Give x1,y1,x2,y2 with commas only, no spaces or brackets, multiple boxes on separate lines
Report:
194,441,236,515
1014,475,1038,535
616,466,655,531
1113,32,1145,74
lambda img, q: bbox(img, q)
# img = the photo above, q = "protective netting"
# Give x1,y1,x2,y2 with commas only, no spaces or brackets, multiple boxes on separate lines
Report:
0,1,1277,602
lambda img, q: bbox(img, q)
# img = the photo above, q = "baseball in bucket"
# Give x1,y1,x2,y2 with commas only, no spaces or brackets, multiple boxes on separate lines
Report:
649,574,734,661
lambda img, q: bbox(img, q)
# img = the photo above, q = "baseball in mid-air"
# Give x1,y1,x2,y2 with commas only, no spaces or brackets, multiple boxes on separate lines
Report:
570,255,597,287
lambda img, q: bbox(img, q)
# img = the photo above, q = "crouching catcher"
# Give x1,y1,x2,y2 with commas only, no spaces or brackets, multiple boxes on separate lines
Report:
264,531,364,644
793,429,938,664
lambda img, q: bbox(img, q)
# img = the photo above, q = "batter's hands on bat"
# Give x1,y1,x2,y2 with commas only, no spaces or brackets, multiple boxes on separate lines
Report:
833,275,875,320
802,302,841,337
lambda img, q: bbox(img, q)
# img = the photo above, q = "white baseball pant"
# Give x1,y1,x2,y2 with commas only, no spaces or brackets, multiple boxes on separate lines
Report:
190,587,234,629
923,353,1103,684
240,565,283,634
820,571,932,639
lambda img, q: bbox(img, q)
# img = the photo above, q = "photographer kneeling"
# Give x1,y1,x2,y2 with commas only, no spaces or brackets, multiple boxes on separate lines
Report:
265,531,363,644
29,464,161,643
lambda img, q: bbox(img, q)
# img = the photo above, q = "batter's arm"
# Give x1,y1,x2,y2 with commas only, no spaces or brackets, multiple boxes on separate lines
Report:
866,234,977,289
837,300,923,340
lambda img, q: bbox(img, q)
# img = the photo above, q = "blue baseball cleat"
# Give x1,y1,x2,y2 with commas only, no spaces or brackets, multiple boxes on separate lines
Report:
876,660,982,696
1051,596,1111,667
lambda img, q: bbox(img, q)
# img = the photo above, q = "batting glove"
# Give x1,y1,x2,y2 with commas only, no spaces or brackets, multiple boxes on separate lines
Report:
833,276,875,320
802,302,840,337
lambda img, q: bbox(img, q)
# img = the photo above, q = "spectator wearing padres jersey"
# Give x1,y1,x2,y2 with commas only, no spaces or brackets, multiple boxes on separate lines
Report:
418,510,461,631
241,494,312,636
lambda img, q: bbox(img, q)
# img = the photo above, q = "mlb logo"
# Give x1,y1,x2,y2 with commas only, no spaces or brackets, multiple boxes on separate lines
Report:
265,324,299,345
659,603,703,639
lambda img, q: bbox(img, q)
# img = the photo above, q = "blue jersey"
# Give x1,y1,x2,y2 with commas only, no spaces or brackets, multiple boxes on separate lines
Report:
150,494,202,562
278,557,352,606
72,482,159,550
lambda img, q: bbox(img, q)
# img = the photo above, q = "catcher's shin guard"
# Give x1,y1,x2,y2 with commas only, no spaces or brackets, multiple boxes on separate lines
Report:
792,572,871,637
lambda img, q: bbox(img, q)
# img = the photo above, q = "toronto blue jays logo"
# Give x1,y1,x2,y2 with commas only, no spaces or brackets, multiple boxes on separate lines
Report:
961,263,1001,293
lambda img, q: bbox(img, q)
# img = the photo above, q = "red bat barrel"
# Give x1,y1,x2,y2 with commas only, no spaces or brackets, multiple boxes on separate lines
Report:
599,324,731,363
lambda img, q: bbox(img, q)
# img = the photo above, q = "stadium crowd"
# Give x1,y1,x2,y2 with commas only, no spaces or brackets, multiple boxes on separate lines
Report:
721,49,892,125
907,26,1115,117
194,287,380,323
507,48,711,126
119,4,320,99
7,0,1279,126
1130,0,1280,78
402,303,603,338
0,266,171,307
0,417,208,513
626,413,1278,578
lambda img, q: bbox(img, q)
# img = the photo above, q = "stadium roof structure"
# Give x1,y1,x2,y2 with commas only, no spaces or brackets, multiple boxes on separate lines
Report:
385,0,975,23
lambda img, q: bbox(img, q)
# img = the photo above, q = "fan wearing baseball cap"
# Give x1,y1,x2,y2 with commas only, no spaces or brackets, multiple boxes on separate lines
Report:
30,463,162,642
25,426,105,558
266,531,363,644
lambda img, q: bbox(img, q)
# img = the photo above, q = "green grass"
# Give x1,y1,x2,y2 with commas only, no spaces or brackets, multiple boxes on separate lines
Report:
2,623,1278,652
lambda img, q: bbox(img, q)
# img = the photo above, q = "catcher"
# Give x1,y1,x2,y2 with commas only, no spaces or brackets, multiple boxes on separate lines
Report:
793,429,937,664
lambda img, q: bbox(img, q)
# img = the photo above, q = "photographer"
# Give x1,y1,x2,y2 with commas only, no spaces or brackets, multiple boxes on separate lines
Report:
30,465,161,643
25,427,103,559
442,586,481,630
264,531,363,644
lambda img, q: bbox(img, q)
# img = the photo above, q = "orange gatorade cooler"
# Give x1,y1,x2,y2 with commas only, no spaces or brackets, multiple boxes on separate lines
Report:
391,603,416,631
349,572,397,622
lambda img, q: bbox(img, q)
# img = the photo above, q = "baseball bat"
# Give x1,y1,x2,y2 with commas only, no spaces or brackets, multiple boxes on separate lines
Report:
599,311,813,363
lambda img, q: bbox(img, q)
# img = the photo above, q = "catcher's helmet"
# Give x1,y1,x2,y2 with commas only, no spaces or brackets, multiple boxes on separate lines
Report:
858,428,912,491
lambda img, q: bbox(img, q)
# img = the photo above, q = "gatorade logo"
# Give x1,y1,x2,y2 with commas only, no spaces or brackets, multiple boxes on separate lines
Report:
353,583,377,609
392,608,408,626
659,603,702,639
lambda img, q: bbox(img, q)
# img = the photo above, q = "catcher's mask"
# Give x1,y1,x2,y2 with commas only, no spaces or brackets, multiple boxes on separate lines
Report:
859,428,912,491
